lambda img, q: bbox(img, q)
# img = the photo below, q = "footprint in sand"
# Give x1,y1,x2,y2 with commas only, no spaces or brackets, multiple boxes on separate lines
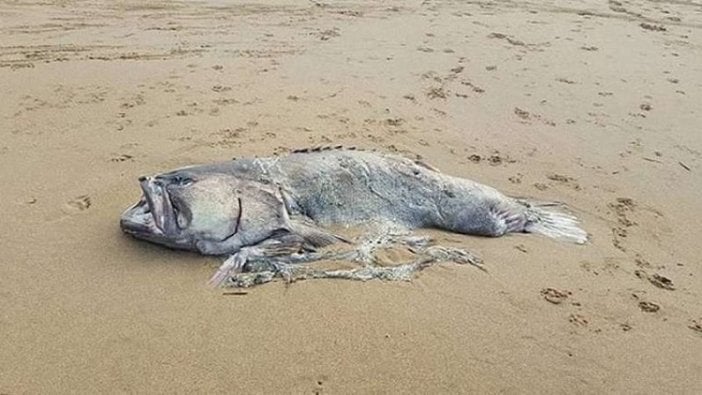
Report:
555,77,576,84
467,151,515,166
608,197,643,252
1,62,35,70
311,377,328,395
568,313,589,326
426,87,448,99
514,107,530,120
316,28,340,41
508,173,523,184
635,270,675,290
638,301,660,313
212,85,232,93
514,107,556,126
64,195,91,213
461,80,485,93
546,173,582,191
110,154,133,162
640,23,667,32
540,288,571,304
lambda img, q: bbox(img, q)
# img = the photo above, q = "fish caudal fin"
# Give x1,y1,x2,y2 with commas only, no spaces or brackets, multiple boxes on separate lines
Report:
519,200,588,244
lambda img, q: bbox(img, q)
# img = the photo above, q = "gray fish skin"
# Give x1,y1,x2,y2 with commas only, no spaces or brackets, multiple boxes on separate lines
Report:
121,148,587,258
180,150,519,232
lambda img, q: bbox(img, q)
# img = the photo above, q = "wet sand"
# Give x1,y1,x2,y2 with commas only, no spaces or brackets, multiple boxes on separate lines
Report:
1,0,701,392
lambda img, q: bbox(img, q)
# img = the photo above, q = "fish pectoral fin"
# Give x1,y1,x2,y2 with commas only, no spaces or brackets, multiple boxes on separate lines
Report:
274,185,348,247
286,219,350,247
208,235,309,287
254,231,317,256
208,251,249,287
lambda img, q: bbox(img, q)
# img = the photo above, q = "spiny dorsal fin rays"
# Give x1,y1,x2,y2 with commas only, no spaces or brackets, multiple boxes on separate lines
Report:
287,146,430,171
232,145,416,159
291,145,351,154
238,146,442,180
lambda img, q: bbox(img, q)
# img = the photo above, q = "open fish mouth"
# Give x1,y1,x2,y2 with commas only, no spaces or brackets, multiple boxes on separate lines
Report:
120,177,178,237
120,197,157,235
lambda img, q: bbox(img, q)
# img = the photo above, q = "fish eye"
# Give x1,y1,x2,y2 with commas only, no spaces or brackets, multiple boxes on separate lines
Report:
172,175,194,186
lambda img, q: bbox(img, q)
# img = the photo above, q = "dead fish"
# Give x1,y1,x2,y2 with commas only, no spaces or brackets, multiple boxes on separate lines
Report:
121,148,587,286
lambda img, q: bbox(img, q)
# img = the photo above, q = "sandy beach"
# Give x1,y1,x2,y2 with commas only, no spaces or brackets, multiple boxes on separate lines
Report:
1,0,701,392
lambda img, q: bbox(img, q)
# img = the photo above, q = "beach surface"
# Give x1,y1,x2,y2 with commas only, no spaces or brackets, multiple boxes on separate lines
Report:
1,0,701,392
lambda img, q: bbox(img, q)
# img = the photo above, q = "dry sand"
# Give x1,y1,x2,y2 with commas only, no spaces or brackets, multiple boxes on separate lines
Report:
1,0,701,393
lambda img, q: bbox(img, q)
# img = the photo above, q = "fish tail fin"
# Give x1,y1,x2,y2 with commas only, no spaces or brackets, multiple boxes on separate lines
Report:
517,199,588,244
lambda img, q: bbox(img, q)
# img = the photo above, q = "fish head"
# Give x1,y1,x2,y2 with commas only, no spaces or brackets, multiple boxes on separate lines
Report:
120,170,244,251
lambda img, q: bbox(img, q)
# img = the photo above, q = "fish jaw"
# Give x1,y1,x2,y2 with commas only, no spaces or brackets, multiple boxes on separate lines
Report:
138,176,178,236
120,177,187,249
120,196,159,238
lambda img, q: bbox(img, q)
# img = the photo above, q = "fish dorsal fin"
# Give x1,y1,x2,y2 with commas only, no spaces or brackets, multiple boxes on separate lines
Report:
290,145,358,154
287,146,438,173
